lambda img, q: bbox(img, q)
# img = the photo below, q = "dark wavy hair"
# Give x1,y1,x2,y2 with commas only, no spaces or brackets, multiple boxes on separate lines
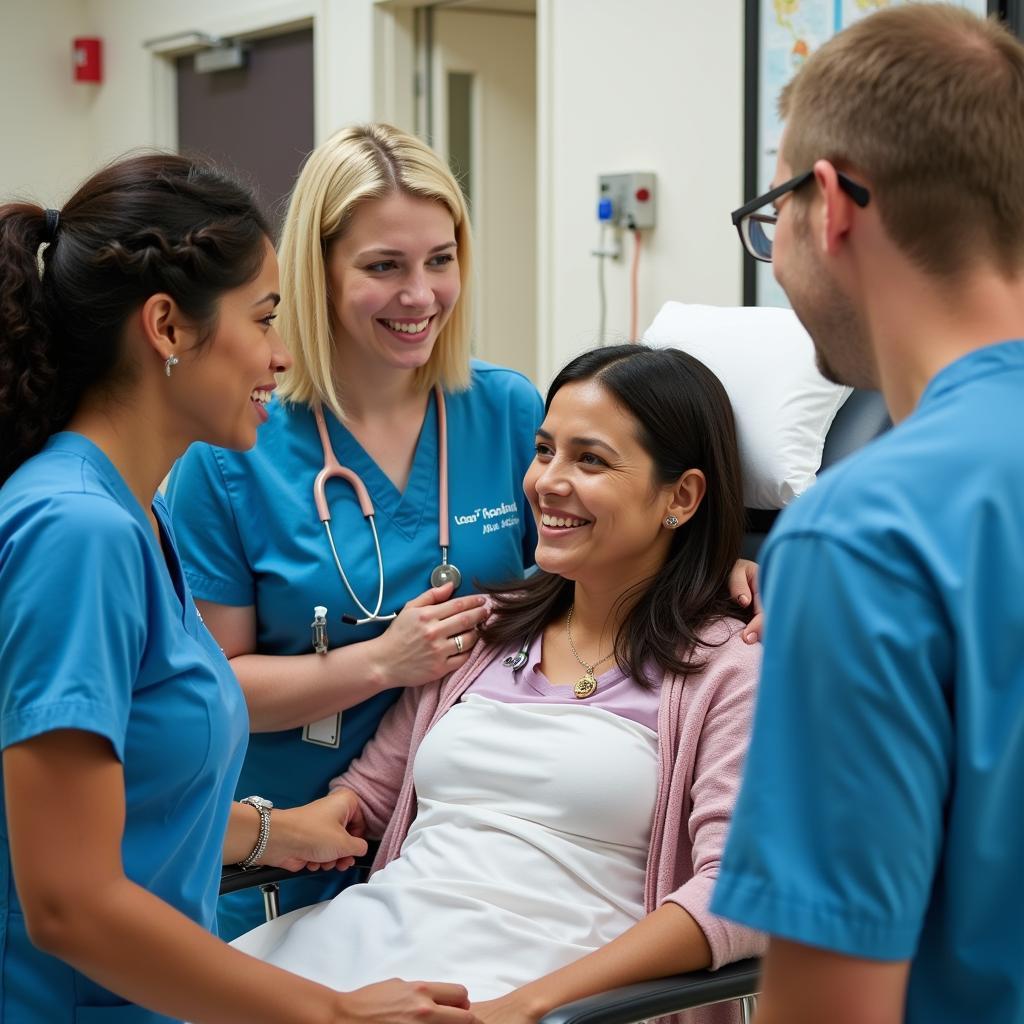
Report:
480,344,749,686
0,153,271,485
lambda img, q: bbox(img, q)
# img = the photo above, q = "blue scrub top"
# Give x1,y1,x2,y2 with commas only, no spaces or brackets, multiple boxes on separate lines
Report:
166,359,542,935
713,343,1024,1024
0,433,249,1024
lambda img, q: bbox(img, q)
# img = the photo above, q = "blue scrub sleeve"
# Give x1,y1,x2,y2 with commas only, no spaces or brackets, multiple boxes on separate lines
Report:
0,494,147,760
712,530,953,960
166,443,255,606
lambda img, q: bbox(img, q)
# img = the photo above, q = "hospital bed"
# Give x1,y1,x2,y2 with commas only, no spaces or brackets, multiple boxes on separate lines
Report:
221,383,891,1024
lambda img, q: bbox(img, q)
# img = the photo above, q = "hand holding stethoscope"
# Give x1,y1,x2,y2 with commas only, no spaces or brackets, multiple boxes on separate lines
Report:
364,580,490,683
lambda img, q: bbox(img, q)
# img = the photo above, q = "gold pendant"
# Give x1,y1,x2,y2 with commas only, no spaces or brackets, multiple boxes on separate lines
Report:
573,674,598,699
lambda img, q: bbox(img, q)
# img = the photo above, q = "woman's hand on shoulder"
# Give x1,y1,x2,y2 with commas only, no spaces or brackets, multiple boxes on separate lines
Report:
263,788,368,872
337,979,479,1024
728,558,763,644
368,581,489,689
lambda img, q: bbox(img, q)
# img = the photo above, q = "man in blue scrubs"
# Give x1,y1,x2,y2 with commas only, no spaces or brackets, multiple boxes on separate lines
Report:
713,7,1024,1023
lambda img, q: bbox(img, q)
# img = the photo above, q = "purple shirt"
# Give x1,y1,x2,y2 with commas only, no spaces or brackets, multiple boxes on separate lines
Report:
463,632,662,733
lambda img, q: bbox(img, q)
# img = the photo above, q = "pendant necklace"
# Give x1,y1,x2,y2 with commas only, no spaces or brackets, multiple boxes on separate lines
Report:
565,604,616,699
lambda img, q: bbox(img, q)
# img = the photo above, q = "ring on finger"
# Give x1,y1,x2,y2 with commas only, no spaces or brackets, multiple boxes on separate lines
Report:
453,633,464,655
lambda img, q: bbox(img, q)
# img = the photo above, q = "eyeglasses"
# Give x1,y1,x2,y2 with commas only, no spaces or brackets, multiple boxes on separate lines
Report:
731,170,871,263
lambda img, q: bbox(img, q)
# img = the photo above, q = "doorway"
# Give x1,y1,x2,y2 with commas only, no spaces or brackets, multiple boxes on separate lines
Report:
419,2,538,382
176,28,314,238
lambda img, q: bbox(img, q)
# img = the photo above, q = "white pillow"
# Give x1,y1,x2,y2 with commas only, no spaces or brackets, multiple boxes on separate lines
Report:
642,302,852,510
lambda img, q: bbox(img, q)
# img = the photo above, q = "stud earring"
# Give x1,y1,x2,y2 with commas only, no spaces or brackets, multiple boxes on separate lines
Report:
664,515,680,528
164,354,179,378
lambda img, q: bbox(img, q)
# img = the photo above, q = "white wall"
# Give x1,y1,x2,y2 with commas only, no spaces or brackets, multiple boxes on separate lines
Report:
83,0,376,161
537,0,746,384
0,0,91,202
0,0,379,204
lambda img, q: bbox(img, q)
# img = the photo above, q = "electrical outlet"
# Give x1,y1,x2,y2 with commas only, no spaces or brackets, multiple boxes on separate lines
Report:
597,172,656,230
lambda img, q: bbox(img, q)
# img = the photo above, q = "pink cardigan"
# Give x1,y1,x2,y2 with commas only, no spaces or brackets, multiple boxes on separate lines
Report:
331,618,766,1022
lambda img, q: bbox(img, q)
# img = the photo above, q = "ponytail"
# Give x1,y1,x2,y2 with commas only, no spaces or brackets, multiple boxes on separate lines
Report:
0,154,270,486
0,204,62,485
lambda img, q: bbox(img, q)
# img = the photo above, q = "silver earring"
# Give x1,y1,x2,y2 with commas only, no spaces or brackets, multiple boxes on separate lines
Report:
664,515,680,528
164,354,179,377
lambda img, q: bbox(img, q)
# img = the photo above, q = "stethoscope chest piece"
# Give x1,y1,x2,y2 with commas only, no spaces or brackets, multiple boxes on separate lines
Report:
430,560,462,590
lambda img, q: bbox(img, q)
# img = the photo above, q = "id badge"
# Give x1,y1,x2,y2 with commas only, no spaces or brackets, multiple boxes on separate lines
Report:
302,712,342,748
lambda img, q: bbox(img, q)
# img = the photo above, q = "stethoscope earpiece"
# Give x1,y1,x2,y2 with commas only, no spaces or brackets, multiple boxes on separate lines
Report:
340,612,398,626
503,640,531,673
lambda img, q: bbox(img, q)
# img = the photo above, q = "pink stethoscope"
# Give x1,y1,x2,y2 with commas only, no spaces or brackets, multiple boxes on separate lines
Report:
312,385,461,626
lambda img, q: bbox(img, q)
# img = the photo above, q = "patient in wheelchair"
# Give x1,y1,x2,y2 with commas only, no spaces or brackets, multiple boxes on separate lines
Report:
234,345,765,1022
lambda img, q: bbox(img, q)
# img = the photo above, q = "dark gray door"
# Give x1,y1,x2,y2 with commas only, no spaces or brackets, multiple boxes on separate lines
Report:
177,28,314,237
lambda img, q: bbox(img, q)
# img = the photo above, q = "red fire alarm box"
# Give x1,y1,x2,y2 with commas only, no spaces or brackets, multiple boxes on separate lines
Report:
73,38,102,83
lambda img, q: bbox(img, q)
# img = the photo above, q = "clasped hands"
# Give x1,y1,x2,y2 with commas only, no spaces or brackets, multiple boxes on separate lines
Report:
261,788,368,873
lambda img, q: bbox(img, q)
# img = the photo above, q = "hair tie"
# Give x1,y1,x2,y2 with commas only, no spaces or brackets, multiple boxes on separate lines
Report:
43,208,61,243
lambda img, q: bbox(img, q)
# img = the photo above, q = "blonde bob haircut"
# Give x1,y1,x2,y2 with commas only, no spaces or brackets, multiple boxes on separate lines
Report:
276,123,473,419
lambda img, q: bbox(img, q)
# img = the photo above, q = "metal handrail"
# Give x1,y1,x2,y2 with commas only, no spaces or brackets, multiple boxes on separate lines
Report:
540,959,761,1024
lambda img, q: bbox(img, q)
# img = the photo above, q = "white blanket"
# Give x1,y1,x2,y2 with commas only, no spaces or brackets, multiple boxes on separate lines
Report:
232,695,658,1000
